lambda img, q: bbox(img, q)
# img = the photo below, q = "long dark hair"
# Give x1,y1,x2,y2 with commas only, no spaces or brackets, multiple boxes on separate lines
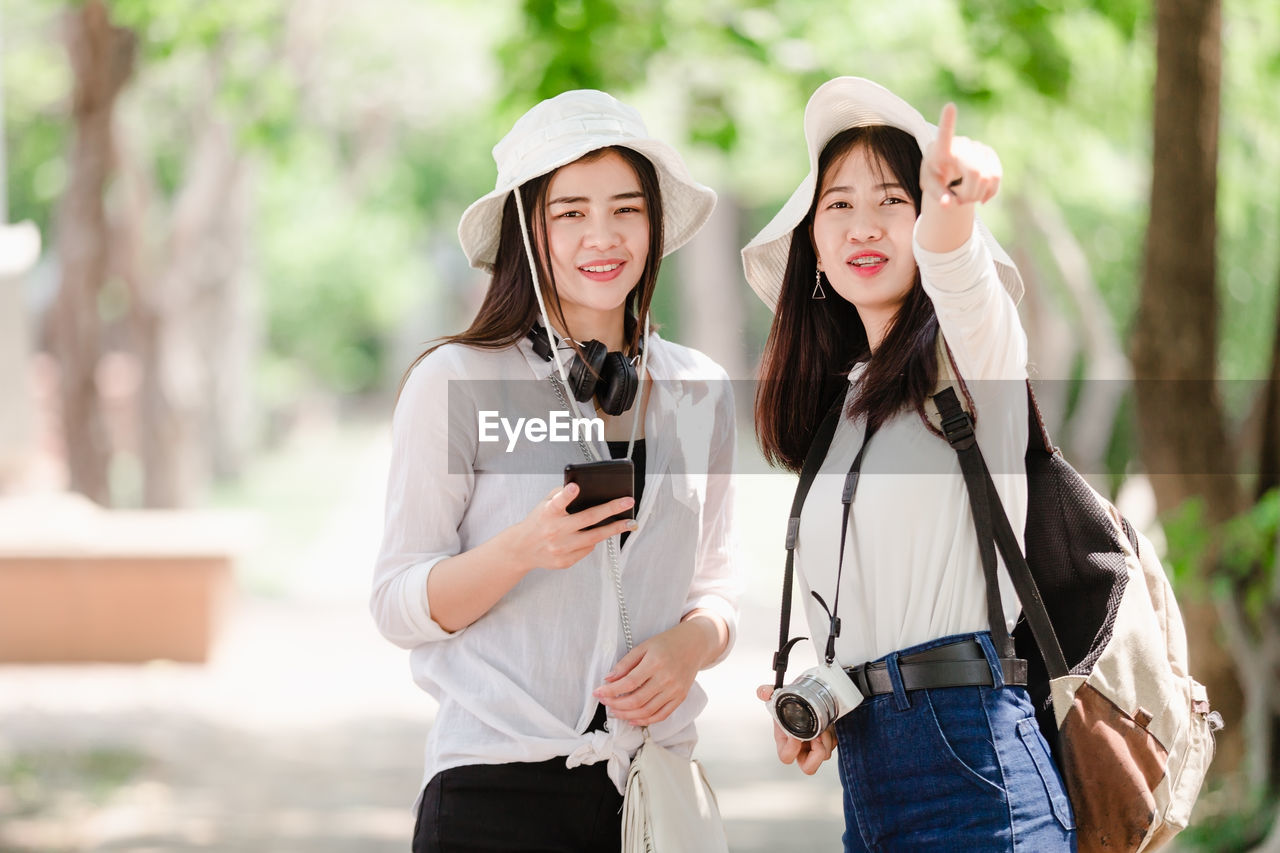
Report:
399,146,664,392
755,125,941,472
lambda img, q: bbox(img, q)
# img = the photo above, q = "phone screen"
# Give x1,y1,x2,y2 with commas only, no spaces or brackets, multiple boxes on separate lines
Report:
564,459,635,529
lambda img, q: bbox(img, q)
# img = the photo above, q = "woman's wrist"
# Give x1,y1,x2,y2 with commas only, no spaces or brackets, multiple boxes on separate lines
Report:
488,525,535,578
916,195,976,254
681,609,729,669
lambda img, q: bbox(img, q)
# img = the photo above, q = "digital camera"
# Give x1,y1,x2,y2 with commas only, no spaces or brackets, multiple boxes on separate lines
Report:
769,659,865,741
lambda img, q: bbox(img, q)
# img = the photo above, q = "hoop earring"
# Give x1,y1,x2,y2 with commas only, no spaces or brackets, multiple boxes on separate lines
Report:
812,266,827,300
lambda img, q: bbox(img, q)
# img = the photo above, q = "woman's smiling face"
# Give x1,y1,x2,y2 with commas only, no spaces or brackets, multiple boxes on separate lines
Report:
811,143,919,332
542,149,651,325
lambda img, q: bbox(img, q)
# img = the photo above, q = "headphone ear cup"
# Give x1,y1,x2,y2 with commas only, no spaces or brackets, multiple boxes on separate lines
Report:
595,351,638,416
568,339,608,403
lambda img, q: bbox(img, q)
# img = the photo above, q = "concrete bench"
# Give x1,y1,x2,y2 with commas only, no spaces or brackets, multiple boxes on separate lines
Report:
0,494,253,663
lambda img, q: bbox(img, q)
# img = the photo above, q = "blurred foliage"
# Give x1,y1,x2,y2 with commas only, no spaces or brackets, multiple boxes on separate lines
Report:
955,0,1149,98
493,0,1161,352
498,0,666,113
1177,792,1278,852
108,0,280,62
256,136,420,396
1217,0,1280,382
1163,496,1212,593
3,2,72,234
1163,489,1279,612
491,0,1279,456
0,747,145,815
1220,488,1280,619
3,0,1278,406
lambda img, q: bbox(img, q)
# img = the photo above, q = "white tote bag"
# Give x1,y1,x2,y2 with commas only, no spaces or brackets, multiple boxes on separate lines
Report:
621,729,729,853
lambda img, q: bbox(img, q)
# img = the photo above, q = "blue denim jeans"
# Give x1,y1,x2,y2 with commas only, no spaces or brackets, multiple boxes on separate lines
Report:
833,632,1076,852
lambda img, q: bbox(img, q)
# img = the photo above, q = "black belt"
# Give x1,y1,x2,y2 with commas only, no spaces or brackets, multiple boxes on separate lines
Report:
844,638,1027,698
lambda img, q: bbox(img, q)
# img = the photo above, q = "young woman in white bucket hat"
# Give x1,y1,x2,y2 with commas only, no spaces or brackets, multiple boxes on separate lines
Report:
370,89,740,851
744,77,1075,850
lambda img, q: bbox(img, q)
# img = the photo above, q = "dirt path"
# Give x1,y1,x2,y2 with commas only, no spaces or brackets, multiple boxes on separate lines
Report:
0,432,844,851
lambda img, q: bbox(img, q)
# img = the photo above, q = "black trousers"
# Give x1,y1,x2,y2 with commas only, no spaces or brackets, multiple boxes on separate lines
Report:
414,704,619,852
411,756,623,853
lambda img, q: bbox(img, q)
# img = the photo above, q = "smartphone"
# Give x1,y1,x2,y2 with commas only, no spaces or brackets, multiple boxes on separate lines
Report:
564,459,635,529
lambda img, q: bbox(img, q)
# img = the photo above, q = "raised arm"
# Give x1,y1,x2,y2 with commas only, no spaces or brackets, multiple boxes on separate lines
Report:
913,103,1026,381
915,102,1003,254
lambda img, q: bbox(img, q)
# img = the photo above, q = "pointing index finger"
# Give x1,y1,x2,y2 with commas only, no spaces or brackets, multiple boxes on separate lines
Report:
936,102,957,158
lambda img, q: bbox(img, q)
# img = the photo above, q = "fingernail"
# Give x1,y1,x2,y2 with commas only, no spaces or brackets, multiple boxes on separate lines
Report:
621,497,634,508
565,483,578,494
625,520,638,530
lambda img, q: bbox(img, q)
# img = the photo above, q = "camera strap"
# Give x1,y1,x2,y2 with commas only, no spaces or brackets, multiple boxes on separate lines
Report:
772,400,877,690
826,420,877,663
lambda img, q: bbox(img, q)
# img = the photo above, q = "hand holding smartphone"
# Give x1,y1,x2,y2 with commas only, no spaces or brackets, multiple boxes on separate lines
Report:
564,460,635,530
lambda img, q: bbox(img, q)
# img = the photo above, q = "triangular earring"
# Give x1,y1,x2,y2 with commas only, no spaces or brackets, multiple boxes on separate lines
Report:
812,266,827,300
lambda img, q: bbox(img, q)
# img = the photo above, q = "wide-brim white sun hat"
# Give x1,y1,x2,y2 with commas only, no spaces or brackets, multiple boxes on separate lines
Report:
458,89,717,272
741,76,1024,312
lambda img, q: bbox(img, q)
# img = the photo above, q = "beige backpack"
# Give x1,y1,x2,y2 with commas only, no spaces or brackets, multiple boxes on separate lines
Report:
932,346,1222,852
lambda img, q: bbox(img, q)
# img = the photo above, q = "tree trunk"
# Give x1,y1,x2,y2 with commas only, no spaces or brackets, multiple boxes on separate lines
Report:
204,160,256,482
1133,0,1234,516
676,193,748,382
1132,0,1245,775
134,118,245,507
51,0,135,505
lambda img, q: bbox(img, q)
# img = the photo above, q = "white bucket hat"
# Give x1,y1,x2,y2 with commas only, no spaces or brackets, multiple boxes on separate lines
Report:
457,89,717,272
741,76,1024,312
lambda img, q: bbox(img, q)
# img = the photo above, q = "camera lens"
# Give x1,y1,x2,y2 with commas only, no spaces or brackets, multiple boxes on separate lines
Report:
776,695,821,740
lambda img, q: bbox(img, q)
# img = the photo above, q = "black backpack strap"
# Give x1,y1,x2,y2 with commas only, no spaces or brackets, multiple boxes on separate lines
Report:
773,402,843,690
934,387,1014,659
934,384,1069,678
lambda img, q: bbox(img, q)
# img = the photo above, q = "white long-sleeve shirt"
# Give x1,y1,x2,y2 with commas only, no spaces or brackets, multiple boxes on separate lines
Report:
794,223,1029,669
370,332,739,795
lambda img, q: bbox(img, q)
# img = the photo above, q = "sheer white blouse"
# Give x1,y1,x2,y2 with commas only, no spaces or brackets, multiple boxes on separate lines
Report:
370,332,739,796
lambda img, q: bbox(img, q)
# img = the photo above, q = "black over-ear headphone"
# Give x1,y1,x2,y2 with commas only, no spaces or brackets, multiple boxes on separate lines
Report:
527,323,639,416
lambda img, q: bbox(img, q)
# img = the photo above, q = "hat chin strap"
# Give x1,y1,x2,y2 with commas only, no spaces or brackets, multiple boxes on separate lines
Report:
626,312,650,459
513,188,570,384
511,188,650,456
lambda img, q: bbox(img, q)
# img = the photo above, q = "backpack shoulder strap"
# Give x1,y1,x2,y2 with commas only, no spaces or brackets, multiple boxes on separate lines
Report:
932,384,1015,658
923,334,970,431
934,382,1070,677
